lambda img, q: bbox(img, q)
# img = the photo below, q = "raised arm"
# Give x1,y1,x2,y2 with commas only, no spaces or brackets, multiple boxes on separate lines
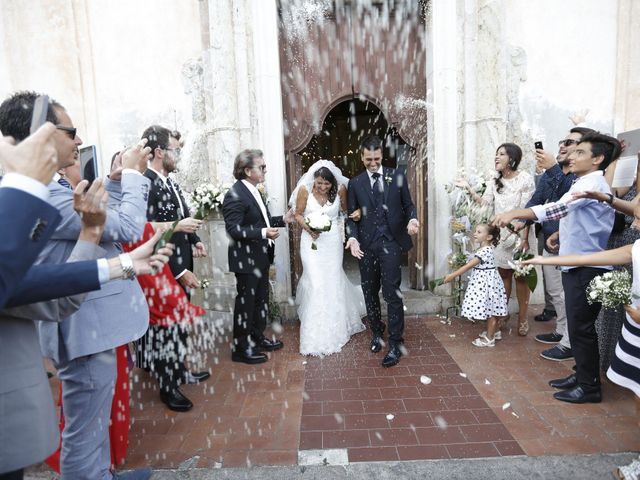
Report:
443,257,482,284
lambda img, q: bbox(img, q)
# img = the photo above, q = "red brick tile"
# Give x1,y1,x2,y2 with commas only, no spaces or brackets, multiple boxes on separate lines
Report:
379,386,421,399
358,376,397,388
456,383,480,396
430,410,478,426
302,401,322,416
322,400,364,415
249,449,297,466
344,414,390,430
415,426,466,445
342,388,382,400
322,429,371,448
323,378,358,389
460,424,513,442
388,412,434,428
362,399,406,414
397,444,450,460
299,431,323,450
446,442,500,458
305,389,343,402
403,397,447,412
444,396,487,410
494,440,525,456
301,414,345,431
472,408,501,424
369,428,419,446
417,384,460,398
221,449,251,468
348,446,399,462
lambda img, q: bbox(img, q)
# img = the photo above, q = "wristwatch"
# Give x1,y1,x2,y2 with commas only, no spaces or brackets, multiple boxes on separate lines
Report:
118,253,136,280
605,193,614,205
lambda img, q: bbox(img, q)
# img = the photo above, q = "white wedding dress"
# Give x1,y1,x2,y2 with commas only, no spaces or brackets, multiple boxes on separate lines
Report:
296,192,366,356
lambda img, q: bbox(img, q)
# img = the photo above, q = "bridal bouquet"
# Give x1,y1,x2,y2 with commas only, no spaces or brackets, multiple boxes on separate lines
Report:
189,182,230,220
586,269,633,309
305,211,332,250
508,251,538,292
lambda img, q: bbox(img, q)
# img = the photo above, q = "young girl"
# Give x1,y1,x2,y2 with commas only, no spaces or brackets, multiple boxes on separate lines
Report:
524,217,640,480
444,223,508,347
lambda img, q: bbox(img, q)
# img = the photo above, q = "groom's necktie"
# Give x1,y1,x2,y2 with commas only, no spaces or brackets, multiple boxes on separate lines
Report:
371,172,383,206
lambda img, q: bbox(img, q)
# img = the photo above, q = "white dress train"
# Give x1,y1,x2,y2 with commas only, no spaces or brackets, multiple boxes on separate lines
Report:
296,194,366,356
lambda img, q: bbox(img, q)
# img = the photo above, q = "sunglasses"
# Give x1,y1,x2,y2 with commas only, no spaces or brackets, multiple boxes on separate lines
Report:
557,139,580,147
56,125,77,140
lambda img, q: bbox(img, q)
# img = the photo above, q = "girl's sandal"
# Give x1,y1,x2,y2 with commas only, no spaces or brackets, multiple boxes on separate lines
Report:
518,320,529,336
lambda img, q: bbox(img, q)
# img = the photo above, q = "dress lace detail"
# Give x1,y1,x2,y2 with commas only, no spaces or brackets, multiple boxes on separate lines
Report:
297,192,366,356
482,171,537,268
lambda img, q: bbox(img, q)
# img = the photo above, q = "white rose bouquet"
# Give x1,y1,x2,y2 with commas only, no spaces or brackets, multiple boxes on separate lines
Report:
586,269,633,309
305,211,332,250
189,182,231,220
508,251,538,292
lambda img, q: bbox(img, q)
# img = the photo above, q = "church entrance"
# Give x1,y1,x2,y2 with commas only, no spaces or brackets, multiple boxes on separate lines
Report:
277,0,428,292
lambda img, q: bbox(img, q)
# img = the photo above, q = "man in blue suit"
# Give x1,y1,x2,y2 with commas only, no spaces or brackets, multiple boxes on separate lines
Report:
0,91,153,480
346,135,419,368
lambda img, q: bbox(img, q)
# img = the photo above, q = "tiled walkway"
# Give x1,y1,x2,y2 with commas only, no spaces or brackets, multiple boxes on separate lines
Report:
113,312,639,470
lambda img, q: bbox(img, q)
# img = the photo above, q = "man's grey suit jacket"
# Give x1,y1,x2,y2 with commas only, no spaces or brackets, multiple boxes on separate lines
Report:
37,173,151,365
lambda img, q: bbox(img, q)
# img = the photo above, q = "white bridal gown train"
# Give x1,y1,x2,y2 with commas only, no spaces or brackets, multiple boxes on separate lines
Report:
296,193,366,356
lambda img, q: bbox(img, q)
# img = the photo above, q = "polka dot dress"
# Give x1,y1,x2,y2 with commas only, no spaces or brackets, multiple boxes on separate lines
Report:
461,246,508,320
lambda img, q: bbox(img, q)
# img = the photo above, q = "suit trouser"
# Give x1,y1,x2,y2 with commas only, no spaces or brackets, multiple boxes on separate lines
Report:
562,267,604,389
56,350,116,480
233,269,269,350
0,470,23,480
145,324,189,393
541,251,570,349
360,238,404,345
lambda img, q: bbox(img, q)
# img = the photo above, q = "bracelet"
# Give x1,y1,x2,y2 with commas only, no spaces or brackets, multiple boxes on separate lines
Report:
118,253,136,280
605,193,614,205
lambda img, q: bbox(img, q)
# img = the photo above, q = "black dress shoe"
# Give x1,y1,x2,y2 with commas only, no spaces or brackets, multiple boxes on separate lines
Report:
549,373,578,389
184,371,210,384
232,347,268,364
534,309,557,322
256,337,283,352
370,335,383,353
159,387,193,412
553,385,602,404
382,345,402,368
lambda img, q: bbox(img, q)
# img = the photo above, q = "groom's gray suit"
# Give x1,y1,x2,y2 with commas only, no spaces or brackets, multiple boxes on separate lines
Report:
36,172,150,480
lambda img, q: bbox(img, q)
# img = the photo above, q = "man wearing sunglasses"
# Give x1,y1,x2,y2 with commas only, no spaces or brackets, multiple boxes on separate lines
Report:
0,91,153,480
523,126,594,362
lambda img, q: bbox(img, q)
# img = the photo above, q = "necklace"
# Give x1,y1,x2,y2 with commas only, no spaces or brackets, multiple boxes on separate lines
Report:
312,187,328,206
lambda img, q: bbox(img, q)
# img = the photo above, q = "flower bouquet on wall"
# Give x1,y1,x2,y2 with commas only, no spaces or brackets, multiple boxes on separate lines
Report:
189,182,231,220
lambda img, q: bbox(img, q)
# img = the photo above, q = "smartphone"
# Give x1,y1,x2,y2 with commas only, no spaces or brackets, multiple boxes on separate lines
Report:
29,95,49,135
79,145,98,183
534,141,543,150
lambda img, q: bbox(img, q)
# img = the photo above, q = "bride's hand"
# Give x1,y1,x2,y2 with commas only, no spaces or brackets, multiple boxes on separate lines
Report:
305,227,320,240
348,209,362,222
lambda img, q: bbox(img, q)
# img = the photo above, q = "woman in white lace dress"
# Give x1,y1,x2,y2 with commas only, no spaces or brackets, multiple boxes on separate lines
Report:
457,143,536,335
290,160,366,356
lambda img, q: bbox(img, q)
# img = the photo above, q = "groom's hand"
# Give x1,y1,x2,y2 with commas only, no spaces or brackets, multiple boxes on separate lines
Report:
266,227,280,240
407,219,419,235
345,238,364,259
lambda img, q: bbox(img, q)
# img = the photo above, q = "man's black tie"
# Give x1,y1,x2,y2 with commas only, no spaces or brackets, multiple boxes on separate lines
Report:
372,172,383,206
58,177,72,190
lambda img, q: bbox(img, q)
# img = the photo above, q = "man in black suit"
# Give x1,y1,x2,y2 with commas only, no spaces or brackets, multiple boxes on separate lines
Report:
346,135,419,367
222,149,291,364
140,125,209,412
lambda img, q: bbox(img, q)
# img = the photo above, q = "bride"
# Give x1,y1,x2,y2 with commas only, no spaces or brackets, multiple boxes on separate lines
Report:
290,160,366,356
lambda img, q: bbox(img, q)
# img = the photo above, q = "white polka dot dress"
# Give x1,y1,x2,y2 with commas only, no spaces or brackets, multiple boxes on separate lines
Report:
460,246,508,320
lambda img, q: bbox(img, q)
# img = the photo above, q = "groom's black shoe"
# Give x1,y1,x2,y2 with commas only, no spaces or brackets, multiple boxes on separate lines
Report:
370,335,383,353
382,345,402,368
232,347,268,364
256,337,284,352
549,373,578,390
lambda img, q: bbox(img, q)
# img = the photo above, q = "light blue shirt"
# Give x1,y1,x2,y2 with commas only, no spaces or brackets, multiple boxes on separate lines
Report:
530,170,613,272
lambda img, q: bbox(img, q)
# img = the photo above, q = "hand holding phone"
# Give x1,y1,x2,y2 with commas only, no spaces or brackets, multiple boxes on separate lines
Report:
30,95,49,135
534,141,544,150
0,123,58,185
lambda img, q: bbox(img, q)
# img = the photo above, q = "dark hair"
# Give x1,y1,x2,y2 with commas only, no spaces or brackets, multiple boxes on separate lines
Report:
110,151,120,170
233,149,264,180
494,143,522,194
141,125,177,159
578,131,622,171
569,126,595,137
360,134,383,153
0,91,63,141
478,223,500,247
313,167,338,203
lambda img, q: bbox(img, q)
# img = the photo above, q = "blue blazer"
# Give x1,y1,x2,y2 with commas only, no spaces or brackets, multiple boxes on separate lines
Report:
0,187,61,310
346,167,417,252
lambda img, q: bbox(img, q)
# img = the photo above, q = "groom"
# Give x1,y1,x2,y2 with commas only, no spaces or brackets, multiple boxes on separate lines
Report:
223,149,292,364
346,135,419,367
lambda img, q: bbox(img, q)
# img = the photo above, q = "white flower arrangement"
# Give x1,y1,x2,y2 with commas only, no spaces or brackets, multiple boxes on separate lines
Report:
200,278,211,290
256,183,269,206
304,211,332,250
507,251,537,292
189,182,231,219
586,269,633,309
